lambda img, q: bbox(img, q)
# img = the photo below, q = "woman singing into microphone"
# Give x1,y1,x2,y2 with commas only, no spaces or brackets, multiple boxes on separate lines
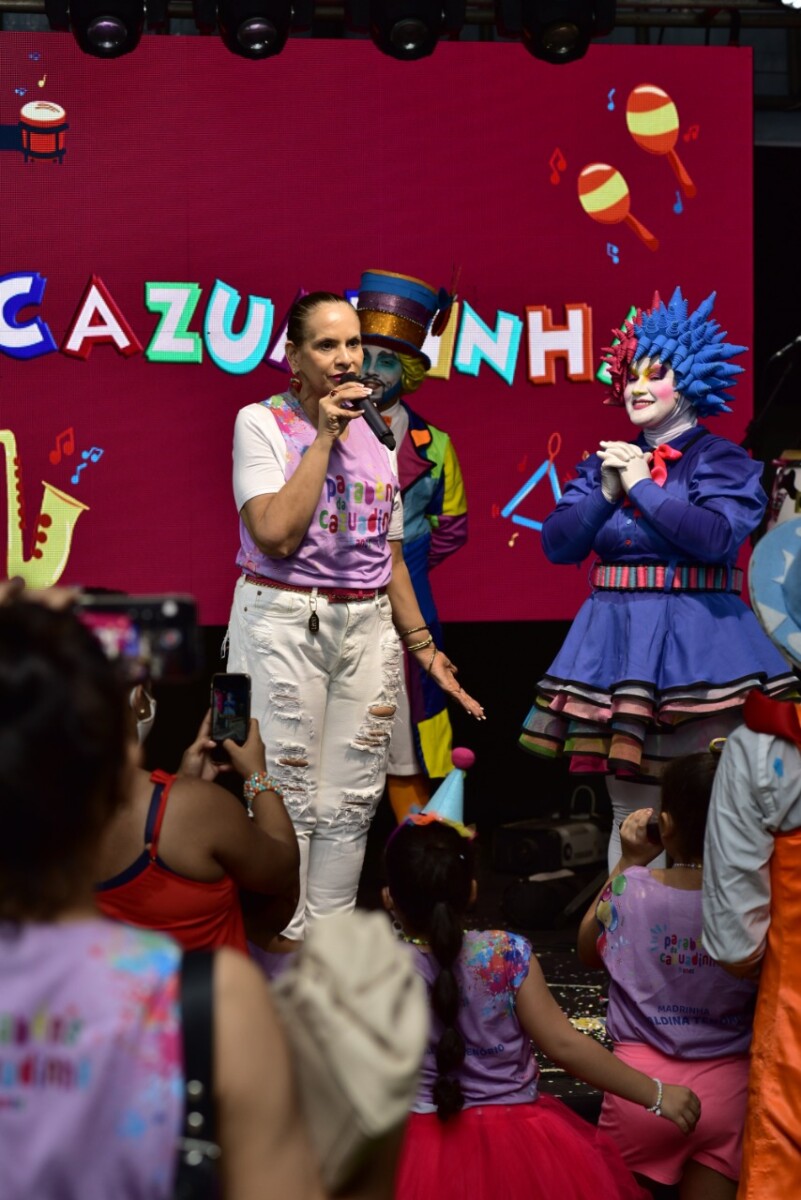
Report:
224,290,483,960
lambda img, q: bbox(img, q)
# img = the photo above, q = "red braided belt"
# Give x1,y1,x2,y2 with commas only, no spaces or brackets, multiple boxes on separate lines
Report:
590,562,743,593
242,572,385,603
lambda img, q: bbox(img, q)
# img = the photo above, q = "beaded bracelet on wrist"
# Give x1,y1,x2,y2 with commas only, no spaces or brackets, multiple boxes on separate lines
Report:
243,771,284,819
645,1077,663,1117
407,635,434,652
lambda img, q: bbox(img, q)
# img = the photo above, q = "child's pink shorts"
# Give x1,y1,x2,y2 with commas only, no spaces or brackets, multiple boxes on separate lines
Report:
597,1041,749,1185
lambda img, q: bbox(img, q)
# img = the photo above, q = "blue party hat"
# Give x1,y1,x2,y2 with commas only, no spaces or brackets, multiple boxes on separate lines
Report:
420,747,475,827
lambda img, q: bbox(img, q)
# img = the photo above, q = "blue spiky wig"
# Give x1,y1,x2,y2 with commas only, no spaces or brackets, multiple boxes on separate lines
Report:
604,287,747,416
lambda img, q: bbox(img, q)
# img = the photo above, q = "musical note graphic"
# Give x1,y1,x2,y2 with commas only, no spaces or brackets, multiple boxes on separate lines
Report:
607,88,616,111
71,446,104,485
48,427,75,465
508,533,520,548
501,432,563,532
606,242,620,264
673,190,683,215
683,124,700,142
549,147,567,185
14,87,27,97
37,74,47,89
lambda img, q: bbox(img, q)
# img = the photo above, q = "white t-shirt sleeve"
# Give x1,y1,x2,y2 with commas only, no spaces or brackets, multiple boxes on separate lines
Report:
386,444,404,541
702,726,781,965
232,403,288,512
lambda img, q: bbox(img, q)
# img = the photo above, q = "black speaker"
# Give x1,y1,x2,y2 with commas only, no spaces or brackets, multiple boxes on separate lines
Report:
492,817,607,875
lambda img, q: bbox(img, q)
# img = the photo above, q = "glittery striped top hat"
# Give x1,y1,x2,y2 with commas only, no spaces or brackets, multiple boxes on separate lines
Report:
357,269,453,372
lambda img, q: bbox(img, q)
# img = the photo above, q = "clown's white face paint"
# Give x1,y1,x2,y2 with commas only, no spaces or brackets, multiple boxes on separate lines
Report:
623,358,678,430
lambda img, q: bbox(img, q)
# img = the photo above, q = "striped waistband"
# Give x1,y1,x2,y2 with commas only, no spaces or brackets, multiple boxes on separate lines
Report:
590,562,743,593
242,573,385,602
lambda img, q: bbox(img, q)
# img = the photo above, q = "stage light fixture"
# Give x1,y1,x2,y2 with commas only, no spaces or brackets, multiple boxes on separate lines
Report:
347,0,466,60
59,0,146,56
497,0,615,64
215,0,293,56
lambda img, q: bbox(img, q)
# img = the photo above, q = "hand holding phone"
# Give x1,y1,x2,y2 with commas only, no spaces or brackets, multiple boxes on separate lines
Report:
618,807,663,866
210,673,251,762
219,718,267,779
645,817,663,848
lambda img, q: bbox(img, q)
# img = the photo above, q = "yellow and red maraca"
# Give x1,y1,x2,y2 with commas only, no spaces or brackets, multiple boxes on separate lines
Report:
577,163,659,252
626,84,697,198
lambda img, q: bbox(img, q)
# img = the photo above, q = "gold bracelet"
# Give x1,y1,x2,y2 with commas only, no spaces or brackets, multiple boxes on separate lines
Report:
407,635,434,652
426,647,438,675
399,624,429,638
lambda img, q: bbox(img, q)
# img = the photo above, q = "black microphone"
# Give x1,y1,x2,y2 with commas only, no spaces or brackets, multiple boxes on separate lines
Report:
768,335,801,362
339,373,396,450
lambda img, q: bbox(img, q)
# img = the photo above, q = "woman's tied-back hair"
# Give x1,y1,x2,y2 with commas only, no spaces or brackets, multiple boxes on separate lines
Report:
394,350,428,396
603,287,747,416
286,292,351,347
0,601,129,921
660,749,720,862
384,819,475,1122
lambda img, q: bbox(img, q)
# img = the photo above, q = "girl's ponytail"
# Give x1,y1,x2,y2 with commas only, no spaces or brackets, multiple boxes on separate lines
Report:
430,899,466,1121
384,820,475,1123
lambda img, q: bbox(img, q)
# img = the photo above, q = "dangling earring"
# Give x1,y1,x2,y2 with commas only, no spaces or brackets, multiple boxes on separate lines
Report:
290,373,301,394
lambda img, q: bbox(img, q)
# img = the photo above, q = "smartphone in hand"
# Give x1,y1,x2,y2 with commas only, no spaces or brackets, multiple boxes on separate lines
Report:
210,673,251,761
645,817,663,847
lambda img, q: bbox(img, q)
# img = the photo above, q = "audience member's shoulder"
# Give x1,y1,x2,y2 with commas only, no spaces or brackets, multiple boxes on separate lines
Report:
465,928,532,960
95,919,182,978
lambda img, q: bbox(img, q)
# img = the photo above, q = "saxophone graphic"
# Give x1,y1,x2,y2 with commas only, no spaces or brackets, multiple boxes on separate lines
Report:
1,429,89,588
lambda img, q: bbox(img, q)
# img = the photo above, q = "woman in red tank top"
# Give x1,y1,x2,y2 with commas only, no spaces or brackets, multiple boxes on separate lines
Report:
95,709,299,956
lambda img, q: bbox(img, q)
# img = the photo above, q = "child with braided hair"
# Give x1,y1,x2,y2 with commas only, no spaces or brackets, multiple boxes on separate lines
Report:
383,801,700,1200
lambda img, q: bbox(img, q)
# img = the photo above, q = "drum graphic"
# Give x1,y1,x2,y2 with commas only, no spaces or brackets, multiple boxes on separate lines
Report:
19,101,68,164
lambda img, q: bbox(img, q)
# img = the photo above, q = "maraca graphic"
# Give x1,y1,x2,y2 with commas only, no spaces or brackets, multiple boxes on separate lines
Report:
626,84,697,198
578,163,659,253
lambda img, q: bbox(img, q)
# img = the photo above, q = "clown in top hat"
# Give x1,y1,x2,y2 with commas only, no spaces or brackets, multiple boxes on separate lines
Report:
357,269,469,820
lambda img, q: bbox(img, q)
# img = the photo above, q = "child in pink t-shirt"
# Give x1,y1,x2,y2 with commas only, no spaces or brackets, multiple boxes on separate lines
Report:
578,751,757,1198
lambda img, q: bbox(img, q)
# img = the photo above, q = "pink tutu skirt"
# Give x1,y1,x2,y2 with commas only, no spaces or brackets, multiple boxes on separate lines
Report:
395,1096,648,1200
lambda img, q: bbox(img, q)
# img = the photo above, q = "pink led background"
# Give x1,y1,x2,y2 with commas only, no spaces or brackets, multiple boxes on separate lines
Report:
0,34,753,623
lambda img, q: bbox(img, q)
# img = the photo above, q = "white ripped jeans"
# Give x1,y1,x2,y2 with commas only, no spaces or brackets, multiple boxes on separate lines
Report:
226,575,402,939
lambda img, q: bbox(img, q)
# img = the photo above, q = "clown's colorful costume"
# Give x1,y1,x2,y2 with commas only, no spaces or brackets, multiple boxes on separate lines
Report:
357,269,468,791
395,403,467,780
520,289,795,779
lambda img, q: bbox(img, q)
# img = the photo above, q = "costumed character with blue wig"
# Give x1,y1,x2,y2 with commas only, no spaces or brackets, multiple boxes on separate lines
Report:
357,270,468,821
520,287,796,867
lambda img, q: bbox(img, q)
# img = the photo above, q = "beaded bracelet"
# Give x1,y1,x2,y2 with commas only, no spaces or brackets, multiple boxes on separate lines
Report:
407,635,434,652
243,771,284,819
399,624,430,639
645,1078,663,1117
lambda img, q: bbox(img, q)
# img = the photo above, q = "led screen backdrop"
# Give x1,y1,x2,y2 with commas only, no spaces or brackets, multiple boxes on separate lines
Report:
0,34,752,623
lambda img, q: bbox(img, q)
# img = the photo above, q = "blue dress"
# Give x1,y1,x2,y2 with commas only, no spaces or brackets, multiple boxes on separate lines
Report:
520,426,796,777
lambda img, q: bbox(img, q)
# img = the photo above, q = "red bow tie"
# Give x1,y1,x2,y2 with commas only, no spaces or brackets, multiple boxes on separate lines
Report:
650,443,683,487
